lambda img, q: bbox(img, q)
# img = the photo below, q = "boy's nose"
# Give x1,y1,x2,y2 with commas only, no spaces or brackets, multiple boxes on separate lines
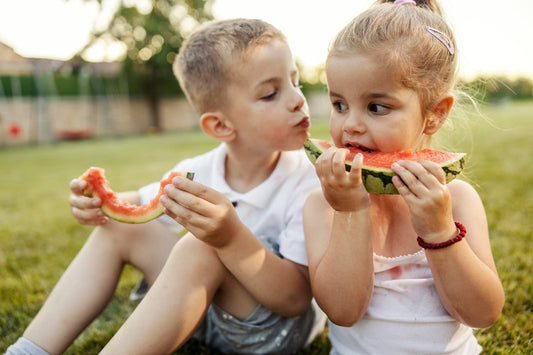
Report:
290,87,306,112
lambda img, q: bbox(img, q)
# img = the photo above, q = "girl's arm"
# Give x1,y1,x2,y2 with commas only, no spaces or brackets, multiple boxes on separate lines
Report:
427,180,504,328
392,160,504,328
304,148,374,326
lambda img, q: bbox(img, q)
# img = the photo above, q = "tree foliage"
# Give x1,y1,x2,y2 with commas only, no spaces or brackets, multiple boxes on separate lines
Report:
78,0,214,128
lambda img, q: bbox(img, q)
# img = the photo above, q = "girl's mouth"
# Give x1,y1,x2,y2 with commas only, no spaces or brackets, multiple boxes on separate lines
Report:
345,142,374,153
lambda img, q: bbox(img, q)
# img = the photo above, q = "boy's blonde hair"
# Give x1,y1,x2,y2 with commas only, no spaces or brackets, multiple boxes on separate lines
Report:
328,0,457,118
174,18,286,114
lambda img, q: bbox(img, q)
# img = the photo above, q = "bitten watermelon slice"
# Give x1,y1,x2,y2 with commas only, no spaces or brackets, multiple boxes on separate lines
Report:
79,167,195,224
304,138,466,194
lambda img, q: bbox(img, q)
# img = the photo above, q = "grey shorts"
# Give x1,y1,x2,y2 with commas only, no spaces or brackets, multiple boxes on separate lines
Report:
193,301,320,355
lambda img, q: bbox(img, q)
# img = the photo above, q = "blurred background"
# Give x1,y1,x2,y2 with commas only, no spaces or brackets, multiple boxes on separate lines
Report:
1,2,532,352
0,0,531,146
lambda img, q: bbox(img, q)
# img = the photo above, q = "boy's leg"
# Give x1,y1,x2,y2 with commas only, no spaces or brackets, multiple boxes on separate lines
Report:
20,219,178,355
100,233,259,355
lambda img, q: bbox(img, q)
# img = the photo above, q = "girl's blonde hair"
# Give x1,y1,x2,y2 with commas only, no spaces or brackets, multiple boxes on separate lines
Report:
328,0,457,119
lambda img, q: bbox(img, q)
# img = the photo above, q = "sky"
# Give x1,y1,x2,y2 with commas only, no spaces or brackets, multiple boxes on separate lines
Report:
0,0,532,79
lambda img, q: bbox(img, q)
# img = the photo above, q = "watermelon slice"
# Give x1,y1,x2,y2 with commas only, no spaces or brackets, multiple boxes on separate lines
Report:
304,138,466,194
79,167,195,224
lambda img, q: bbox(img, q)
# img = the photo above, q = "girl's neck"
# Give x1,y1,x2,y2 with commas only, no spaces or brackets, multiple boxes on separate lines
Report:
224,145,281,194
369,194,420,257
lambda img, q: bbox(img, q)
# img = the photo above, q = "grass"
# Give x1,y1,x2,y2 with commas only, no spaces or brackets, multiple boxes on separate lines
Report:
1,100,532,354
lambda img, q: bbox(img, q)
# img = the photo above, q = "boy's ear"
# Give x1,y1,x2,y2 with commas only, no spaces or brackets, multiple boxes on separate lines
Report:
424,94,454,135
200,112,236,142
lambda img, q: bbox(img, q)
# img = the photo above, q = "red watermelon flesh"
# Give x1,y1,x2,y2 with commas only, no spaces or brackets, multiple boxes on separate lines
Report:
80,167,194,223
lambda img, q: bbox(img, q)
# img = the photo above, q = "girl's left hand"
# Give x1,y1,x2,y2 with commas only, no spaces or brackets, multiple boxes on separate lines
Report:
391,160,456,243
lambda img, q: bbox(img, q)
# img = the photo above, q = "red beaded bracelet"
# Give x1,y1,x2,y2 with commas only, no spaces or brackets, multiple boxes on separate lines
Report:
417,222,466,249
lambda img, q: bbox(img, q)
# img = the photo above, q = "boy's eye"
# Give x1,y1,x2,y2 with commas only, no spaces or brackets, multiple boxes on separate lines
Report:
261,91,277,100
368,103,389,114
333,101,348,112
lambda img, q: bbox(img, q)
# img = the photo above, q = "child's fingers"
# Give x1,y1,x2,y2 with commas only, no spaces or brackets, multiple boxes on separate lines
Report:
315,147,337,178
349,153,363,178
392,160,449,200
69,178,86,195
332,148,349,177
163,182,208,216
418,160,447,184
391,161,428,198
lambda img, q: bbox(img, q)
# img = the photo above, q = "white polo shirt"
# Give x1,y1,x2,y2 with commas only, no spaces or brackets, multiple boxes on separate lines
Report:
138,143,319,266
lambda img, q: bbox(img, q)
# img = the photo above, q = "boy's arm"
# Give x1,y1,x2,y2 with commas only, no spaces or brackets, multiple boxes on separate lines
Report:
161,176,312,317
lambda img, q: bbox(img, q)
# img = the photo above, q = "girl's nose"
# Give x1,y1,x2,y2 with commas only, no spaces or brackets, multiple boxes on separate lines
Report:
344,112,366,134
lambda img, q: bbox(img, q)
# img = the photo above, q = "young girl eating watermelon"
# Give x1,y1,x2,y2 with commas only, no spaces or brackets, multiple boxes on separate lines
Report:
303,0,504,353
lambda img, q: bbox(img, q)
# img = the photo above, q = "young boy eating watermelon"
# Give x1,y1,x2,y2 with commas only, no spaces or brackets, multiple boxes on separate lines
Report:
6,18,325,355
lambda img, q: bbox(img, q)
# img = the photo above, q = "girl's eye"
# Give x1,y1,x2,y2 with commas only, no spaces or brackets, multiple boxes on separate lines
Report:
333,101,348,113
368,103,389,114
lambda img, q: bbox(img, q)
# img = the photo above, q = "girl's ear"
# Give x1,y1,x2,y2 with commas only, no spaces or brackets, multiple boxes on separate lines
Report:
200,112,236,142
424,94,454,135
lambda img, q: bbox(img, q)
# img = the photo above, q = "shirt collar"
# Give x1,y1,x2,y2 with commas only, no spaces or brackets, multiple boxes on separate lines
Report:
210,144,298,209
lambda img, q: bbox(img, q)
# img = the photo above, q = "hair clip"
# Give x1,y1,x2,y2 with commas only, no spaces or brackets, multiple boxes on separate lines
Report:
425,26,455,55
394,0,416,5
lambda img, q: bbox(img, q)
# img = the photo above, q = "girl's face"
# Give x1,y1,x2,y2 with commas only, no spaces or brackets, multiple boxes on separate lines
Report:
325,53,427,153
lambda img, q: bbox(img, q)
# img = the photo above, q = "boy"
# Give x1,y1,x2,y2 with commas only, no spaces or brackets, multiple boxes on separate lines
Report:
7,18,324,355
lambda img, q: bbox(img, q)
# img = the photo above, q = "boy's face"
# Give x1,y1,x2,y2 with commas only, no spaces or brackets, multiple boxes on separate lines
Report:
326,53,426,153
222,39,310,152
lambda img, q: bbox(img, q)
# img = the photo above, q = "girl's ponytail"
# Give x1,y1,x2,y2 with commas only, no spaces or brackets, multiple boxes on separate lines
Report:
376,0,444,16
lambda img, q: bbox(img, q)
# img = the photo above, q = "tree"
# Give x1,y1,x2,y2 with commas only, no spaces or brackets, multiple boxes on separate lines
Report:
76,0,214,129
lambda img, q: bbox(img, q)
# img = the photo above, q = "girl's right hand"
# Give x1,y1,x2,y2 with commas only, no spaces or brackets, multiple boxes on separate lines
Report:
68,178,109,225
315,147,369,211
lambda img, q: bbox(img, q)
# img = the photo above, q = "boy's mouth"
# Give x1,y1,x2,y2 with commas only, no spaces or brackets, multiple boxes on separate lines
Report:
296,117,310,128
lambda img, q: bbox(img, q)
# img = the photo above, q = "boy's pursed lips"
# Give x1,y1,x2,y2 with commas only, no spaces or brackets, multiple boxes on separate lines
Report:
296,116,310,128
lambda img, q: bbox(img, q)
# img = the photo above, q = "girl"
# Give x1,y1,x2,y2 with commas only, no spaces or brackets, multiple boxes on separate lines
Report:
303,0,504,354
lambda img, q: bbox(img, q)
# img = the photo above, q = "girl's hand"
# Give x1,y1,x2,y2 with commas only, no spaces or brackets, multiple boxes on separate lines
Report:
315,147,369,212
68,178,109,225
391,160,456,243
161,176,243,248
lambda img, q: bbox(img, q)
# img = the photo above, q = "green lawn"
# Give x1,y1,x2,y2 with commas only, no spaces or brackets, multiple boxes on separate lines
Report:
1,100,532,354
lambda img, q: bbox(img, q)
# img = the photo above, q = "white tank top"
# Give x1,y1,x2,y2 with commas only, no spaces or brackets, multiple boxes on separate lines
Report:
328,250,482,355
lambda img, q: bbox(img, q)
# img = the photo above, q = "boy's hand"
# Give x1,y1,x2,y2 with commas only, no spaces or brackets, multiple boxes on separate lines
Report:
161,176,242,248
315,147,369,212
391,160,456,243
69,178,109,225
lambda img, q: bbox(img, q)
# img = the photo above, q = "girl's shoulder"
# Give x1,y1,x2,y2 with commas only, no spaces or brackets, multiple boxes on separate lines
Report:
448,179,480,201
448,179,487,223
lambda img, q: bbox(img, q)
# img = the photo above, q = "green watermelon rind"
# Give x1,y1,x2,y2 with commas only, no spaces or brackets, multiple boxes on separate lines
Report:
100,204,164,224
304,138,466,195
